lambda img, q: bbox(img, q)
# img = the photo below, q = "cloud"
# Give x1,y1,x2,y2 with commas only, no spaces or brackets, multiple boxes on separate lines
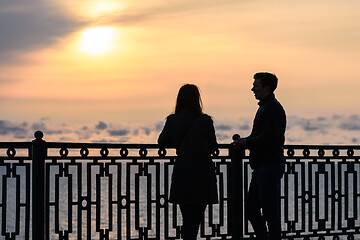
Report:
155,121,164,131
340,123,360,131
339,115,360,130
349,114,360,120
287,116,329,132
0,120,28,135
88,0,248,34
31,122,47,131
215,133,231,142
0,0,239,61
142,127,152,136
13,135,27,139
95,121,108,130
46,130,63,135
284,115,360,144
108,129,130,136
215,124,232,131
239,123,250,131
302,121,321,131
0,114,359,144
0,0,83,63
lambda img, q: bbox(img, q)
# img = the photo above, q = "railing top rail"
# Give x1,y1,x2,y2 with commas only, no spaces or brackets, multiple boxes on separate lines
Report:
285,144,360,149
0,142,360,150
44,142,232,149
0,142,32,148
1,141,360,150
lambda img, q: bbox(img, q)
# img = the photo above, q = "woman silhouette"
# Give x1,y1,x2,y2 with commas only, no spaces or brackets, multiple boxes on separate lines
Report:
158,84,218,240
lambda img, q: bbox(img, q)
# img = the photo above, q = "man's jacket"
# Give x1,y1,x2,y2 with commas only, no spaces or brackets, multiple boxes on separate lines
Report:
245,93,286,169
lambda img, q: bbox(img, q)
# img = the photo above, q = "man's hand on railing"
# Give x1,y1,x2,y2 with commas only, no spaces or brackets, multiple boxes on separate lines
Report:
232,134,246,150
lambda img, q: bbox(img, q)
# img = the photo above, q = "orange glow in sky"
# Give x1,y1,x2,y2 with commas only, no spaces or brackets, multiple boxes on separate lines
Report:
86,2,124,17
0,0,359,127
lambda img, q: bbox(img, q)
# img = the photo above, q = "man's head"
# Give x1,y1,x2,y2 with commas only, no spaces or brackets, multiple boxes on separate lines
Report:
251,72,278,100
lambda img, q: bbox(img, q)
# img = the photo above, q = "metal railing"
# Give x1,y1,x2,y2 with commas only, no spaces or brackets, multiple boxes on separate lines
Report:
0,131,359,239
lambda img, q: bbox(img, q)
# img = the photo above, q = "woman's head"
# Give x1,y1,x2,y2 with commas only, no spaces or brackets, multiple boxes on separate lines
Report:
175,84,203,115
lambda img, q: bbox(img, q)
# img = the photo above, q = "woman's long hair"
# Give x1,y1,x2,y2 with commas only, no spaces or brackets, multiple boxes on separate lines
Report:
174,84,203,115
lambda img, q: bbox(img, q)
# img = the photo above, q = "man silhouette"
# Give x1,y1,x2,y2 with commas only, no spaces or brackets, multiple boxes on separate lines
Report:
235,72,286,240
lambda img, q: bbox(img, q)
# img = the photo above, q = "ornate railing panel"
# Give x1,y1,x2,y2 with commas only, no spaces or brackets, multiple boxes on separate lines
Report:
43,142,233,240
0,132,359,239
276,146,360,240
0,143,32,240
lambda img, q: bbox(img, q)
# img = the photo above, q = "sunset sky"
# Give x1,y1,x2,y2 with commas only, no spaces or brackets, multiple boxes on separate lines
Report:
0,0,359,143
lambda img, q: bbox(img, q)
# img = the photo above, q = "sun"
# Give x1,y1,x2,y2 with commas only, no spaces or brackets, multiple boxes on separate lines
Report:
79,27,115,54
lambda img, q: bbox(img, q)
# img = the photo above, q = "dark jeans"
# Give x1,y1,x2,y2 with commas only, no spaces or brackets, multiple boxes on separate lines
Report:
179,204,207,240
245,162,285,240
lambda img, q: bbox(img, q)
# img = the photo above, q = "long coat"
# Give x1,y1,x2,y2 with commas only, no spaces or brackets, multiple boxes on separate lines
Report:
158,113,218,205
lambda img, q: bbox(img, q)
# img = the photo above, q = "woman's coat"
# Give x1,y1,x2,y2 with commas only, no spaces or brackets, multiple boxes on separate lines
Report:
158,113,218,205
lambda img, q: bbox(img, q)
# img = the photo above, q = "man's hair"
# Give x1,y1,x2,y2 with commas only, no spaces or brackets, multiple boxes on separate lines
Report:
254,72,278,92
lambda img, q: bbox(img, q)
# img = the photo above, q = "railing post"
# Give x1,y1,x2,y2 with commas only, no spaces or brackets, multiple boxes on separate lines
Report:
32,131,46,240
230,134,244,239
